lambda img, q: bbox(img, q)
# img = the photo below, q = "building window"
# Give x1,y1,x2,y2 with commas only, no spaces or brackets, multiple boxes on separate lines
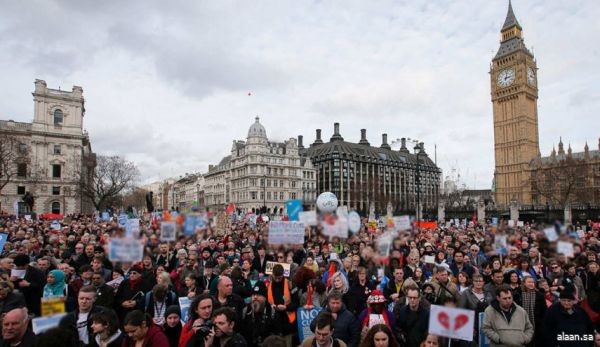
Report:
51,201,60,214
17,186,25,195
251,192,257,200
53,109,63,125
18,143,27,154
267,192,271,200
52,186,60,195
280,192,284,200
52,164,61,178
17,163,27,177
53,145,61,155
291,192,297,199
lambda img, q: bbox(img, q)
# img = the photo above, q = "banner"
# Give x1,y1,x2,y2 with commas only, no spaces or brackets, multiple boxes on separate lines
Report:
394,215,411,231
41,297,65,317
160,221,177,241
108,238,144,262
265,261,291,277
268,221,305,245
298,211,318,226
297,307,322,341
428,305,474,341
32,313,67,335
179,297,191,323
416,221,437,230
286,199,303,221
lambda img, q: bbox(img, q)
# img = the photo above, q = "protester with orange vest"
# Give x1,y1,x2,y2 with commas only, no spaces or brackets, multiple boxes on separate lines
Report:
267,264,299,346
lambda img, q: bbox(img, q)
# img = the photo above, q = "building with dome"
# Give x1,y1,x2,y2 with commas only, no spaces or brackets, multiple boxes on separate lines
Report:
204,117,315,213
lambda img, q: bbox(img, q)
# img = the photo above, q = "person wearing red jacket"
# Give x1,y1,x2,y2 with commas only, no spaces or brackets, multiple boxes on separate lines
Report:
122,310,170,347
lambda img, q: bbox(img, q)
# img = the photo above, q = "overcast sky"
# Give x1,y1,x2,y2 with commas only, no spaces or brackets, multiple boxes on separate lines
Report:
1,1,598,189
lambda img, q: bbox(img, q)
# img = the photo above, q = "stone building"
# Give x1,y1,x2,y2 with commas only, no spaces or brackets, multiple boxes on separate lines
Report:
0,79,96,215
204,155,231,212
304,123,441,216
172,173,204,212
491,2,599,208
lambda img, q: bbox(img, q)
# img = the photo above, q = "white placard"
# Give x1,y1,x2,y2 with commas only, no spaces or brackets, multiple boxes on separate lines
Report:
394,215,411,231
429,305,474,341
544,227,558,242
127,218,140,238
368,314,386,328
348,211,361,234
517,221,524,227
322,219,348,239
268,221,305,245
508,220,515,228
265,261,291,277
160,221,177,241
298,211,318,226
108,238,144,262
557,241,574,258
494,234,507,248
11,269,26,279
24,215,31,221
336,206,348,218
424,255,436,264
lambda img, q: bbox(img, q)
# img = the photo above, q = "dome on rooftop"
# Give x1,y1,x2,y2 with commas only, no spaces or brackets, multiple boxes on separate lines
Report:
247,116,267,139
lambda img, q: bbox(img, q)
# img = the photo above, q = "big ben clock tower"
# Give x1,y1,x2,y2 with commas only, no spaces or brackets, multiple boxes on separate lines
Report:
491,0,540,206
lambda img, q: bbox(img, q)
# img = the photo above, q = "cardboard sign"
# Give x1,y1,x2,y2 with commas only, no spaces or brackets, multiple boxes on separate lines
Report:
179,297,191,323
297,307,322,341
108,238,144,262
265,261,291,277
32,313,67,335
429,305,474,341
268,221,305,245
41,297,65,317
557,241,574,258
160,221,177,241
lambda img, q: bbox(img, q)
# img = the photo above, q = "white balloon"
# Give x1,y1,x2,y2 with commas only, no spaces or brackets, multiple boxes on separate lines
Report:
316,192,338,213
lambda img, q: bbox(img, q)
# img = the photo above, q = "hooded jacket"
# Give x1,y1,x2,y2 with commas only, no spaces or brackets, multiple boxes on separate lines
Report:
482,299,533,347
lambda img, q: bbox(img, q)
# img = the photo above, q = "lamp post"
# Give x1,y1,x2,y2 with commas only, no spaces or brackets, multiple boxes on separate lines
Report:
414,144,422,223
262,174,267,214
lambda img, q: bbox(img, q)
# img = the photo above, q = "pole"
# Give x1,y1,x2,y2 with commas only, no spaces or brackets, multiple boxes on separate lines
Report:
263,174,266,214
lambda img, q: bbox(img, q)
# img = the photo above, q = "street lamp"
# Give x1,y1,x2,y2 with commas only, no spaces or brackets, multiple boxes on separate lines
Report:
414,144,422,223
262,174,267,214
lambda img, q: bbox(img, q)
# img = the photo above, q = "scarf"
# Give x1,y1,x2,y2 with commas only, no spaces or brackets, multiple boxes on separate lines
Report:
129,277,141,290
43,270,66,297
521,290,536,328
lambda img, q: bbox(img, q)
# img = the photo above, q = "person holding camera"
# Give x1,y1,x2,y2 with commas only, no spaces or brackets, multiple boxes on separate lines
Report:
179,294,214,347
187,307,248,347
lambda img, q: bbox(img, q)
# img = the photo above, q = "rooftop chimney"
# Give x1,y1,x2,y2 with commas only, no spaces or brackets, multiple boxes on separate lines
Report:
313,129,323,146
380,134,391,150
359,129,370,146
399,137,409,153
330,122,344,142
297,135,304,149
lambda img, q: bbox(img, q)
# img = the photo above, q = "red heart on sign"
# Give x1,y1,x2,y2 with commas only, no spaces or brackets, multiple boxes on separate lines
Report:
454,314,469,331
437,311,450,330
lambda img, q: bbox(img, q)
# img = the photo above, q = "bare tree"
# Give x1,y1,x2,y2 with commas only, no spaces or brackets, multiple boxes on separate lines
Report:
121,187,149,212
531,156,590,208
78,155,140,211
0,133,29,196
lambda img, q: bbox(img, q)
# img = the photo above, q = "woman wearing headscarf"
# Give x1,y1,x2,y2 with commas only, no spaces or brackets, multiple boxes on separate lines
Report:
43,269,66,298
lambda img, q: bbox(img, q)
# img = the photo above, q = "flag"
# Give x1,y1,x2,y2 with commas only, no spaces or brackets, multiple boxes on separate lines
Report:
226,203,236,214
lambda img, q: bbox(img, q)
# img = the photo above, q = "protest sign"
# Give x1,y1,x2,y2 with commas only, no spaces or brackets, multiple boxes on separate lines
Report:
424,255,436,264
161,221,177,241
429,305,475,341
368,314,386,328
491,217,498,226
478,312,490,347
348,211,361,234
51,221,61,231
336,206,348,218
0,233,8,252
298,211,317,226
517,221,524,227
106,277,124,290
24,215,31,221
184,214,206,236
557,241,574,258
41,297,65,316
179,297,191,323
268,221,305,245
118,214,128,227
508,220,515,228
11,269,26,279
32,313,67,335
494,234,507,255
265,261,291,277
109,238,143,262
297,307,322,341
377,232,393,258
394,215,411,231
286,199,303,221
544,227,558,242
101,212,110,221
126,218,140,238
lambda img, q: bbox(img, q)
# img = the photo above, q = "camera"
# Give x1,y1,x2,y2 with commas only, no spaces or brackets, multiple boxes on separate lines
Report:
196,320,214,337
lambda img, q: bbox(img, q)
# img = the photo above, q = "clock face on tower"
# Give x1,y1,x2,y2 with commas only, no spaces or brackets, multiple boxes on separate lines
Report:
496,68,515,88
527,67,536,86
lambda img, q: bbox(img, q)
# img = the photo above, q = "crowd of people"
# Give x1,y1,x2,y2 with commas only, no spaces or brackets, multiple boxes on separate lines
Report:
0,211,599,347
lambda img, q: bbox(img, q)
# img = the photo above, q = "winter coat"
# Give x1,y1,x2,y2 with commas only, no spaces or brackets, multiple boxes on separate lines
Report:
395,301,430,347
482,300,533,347
59,305,107,347
430,278,459,304
542,302,594,346
121,324,170,347
309,304,360,347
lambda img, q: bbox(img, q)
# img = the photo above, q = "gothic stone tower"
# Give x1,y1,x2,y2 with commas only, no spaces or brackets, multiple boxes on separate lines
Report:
491,1,539,206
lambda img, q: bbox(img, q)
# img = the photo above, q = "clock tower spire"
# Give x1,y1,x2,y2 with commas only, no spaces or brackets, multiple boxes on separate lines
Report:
491,1,540,206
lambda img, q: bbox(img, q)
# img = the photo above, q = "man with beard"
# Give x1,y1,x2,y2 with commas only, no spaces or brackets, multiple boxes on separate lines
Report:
91,271,115,308
155,243,177,272
240,281,276,346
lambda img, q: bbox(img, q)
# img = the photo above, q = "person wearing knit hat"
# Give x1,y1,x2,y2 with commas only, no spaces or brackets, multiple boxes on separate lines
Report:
358,289,395,333
163,305,182,347
240,280,276,346
541,287,594,346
